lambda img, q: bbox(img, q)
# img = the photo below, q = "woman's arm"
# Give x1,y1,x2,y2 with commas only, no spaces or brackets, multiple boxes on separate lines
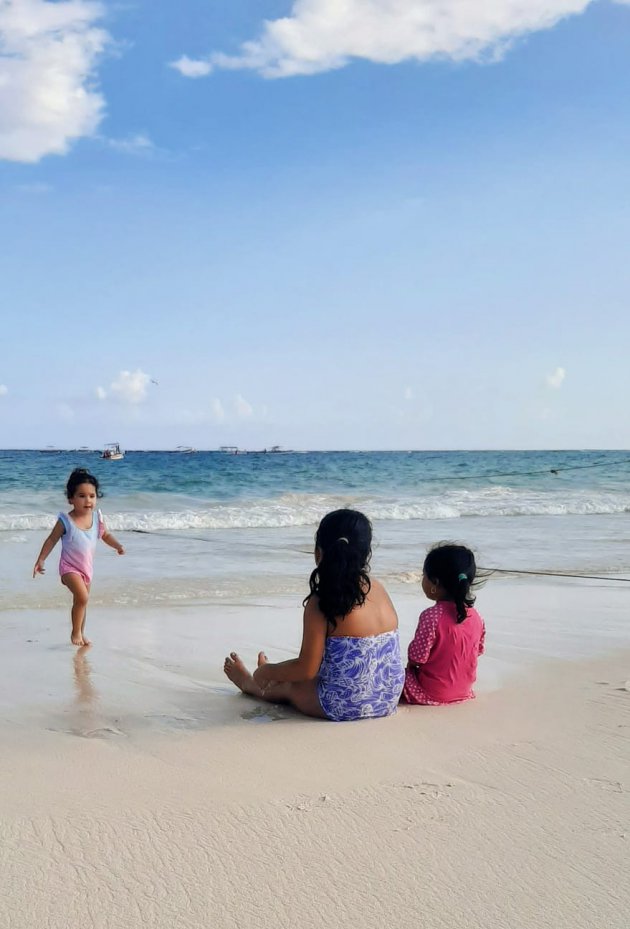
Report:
253,598,327,686
33,519,64,576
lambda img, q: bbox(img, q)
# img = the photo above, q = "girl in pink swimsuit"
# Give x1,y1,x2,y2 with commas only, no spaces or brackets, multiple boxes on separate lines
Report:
402,543,486,706
33,469,125,646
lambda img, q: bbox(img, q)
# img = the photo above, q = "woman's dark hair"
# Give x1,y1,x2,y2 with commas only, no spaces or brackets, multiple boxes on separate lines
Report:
66,468,102,501
424,542,476,623
304,509,372,628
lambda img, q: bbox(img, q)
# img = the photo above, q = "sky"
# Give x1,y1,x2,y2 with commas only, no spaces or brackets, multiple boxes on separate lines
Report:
1,0,629,450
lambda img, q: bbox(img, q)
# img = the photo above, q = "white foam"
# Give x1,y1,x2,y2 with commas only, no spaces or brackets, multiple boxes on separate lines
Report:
2,487,629,532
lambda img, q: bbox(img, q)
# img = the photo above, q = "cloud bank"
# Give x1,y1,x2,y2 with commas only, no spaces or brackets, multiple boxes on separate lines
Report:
170,0,614,79
0,0,108,163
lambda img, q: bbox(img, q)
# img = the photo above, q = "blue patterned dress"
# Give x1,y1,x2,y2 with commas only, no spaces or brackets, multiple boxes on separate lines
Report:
317,630,405,721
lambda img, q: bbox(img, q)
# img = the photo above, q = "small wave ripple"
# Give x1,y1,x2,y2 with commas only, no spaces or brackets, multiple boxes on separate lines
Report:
1,488,629,532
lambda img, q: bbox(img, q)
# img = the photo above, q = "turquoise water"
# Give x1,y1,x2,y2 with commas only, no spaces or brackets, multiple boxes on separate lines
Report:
1,449,629,612
1,449,629,531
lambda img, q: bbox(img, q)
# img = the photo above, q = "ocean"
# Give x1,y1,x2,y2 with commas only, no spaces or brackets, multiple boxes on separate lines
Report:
1,448,629,612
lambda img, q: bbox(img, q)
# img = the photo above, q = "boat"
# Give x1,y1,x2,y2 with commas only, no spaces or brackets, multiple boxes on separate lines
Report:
219,446,241,454
176,446,197,454
40,446,62,454
101,443,125,460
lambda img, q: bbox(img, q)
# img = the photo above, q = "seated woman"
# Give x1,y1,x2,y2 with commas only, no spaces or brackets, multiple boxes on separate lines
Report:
224,509,405,721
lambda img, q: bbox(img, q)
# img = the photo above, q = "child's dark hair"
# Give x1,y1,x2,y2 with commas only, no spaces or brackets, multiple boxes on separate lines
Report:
66,468,103,501
424,542,476,623
304,509,372,628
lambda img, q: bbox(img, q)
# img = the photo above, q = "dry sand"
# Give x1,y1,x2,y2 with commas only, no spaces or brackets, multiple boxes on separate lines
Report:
1,586,629,928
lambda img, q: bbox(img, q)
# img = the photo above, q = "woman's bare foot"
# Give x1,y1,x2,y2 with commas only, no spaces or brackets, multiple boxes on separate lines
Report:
81,636,92,646
224,652,264,698
257,651,267,667
71,632,85,646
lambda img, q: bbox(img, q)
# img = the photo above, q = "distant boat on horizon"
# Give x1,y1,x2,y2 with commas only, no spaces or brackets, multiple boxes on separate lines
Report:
101,443,125,460
176,446,197,454
39,446,62,454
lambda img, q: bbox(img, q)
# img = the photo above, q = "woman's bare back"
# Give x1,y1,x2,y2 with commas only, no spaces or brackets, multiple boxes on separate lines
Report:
327,578,398,638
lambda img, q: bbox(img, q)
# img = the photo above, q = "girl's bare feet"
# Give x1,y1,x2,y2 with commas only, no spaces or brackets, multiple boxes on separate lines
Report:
71,632,85,646
223,652,264,698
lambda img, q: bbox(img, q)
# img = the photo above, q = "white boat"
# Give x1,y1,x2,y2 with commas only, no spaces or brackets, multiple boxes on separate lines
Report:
101,443,125,460
176,446,197,454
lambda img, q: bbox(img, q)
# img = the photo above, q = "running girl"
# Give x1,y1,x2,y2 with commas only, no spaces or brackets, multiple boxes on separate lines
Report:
402,543,485,705
33,468,124,646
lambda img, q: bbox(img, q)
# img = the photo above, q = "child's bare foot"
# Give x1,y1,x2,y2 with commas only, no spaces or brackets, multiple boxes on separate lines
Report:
224,652,264,697
81,636,92,647
257,651,267,667
71,632,85,646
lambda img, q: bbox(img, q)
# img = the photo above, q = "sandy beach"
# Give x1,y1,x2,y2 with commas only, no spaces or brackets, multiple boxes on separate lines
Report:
1,579,628,929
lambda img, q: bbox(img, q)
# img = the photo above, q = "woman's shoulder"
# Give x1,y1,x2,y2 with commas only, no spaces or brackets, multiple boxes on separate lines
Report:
367,577,397,608
367,576,394,599
368,577,387,596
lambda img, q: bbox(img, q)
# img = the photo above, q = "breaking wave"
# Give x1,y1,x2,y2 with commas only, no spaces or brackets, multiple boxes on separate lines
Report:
1,487,629,532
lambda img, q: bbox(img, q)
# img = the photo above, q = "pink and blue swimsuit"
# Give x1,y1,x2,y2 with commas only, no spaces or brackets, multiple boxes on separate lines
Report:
58,510,105,586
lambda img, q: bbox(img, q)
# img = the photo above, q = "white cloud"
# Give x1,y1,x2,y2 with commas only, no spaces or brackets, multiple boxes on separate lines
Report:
110,369,152,405
95,385,107,400
107,133,154,155
234,394,253,418
211,398,225,423
0,0,109,163
171,0,613,79
546,366,566,389
0,384,8,396
169,55,213,78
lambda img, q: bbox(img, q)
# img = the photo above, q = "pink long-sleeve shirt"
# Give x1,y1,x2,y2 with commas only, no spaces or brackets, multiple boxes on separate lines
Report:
402,600,485,705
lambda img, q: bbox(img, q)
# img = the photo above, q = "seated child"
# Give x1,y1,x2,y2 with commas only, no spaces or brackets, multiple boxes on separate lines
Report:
402,543,485,706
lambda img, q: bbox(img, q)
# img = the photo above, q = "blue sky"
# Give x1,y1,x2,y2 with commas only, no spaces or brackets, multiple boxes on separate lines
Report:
1,0,629,449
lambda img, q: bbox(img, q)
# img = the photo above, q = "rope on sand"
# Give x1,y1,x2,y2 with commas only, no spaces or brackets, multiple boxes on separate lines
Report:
129,533,630,583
